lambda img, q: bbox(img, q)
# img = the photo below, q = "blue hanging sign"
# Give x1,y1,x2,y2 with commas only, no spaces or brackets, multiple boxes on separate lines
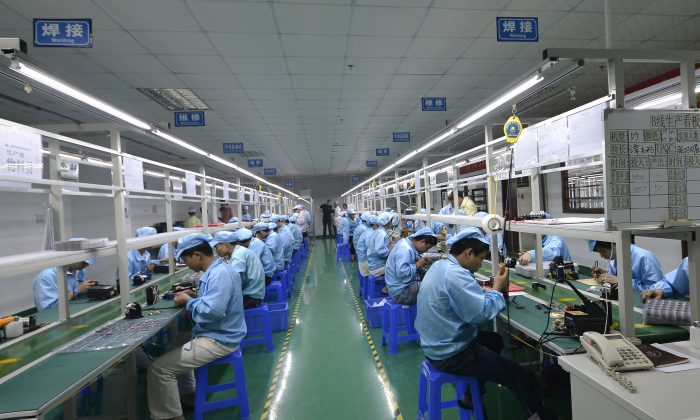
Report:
174,111,205,127
421,97,446,111
284,180,293,188
222,142,244,154
366,160,378,168
264,168,277,176
376,148,390,157
393,132,410,142
496,17,539,42
34,19,92,48
352,176,361,182
248,159,263,168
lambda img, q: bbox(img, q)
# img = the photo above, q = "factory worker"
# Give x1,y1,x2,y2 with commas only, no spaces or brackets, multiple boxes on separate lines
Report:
33,239,97,310
293,205,308,238
287,214,303,253
338,211,348,243
415,228,556,420
219,204,233,224
266,221,285,272
210,231,237,262
260,211,272,224
227,216,239,228
184,207,202,228
251,223,276,284
147,233,245,420
432,191,466,237
343,209,358,260
588,240,667,293
366,212,393,277
353,212,370,271
229,229,266,308
385,227,438,304
459,188,478,216
357,214,377,277
119,227,159,282
276,215,293,266
157,227,183,262
518,213,571,265
301,205,312,236
640,257,689,301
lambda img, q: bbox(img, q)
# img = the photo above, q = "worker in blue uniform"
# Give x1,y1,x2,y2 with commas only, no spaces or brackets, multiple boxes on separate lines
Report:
117,226,159,282
288,214,303,253
266,221,285,272
251,223,276,284
357,214,376,277
385,227,438,304
210,231,237,262
415,228,556,420
157,226,183,262
33,238,97,310
229,229,266,308
640,257,690,301
366,212,393,277
276,215,293,267
432,191,466,237
343,209,358,260
147,233,246,420
588,240,669,294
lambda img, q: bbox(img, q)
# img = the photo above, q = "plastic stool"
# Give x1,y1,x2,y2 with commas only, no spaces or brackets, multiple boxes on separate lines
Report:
194,349,250,420
359,275,370,299
78,374,104,416
367,275,386,299
273,270,291,298
381,299,420,355
264,281,285,303
417,360,485,420
336,243,350,262
241,304,274,352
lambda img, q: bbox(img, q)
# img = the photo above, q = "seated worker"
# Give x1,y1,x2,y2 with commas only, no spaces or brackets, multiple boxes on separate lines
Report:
266,221,286,272
357,214,377,278
119,227,159,282
366,212,393,277
183,207,202,228
157,227,183,262
518,214,571,265
230,229,266,308
236,227,271,286
251,223,276,284
276,215,293,267
210,231,237,262
432,191,467,237
287,214,303,253
33,239,97,310
147,233,246,420
641,257,689,301
415,228,556,420
353,212,370,269
385,227,438,304
588,240,668,295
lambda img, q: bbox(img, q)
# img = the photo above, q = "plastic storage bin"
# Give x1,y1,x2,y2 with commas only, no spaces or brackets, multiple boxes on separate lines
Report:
268,302,289,331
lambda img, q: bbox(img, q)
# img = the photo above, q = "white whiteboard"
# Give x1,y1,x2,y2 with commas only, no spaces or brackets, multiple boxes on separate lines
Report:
604,109,700,229
513,127,538,170
569,102,606,158
537,117,568,165
0,124,43,189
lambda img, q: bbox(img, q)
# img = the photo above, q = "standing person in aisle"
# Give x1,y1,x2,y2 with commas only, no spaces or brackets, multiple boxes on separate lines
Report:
415,228,556,420
432,191,466,237
640,257,690,301
276,215,294,268
588,240,668,294
147,233,245,420
366,212,393,277
293,205,307,238
252,223,276,284
343,209,358,261
183,207,202,228
320,199,335,238
301,205,312,238
266,221,285,272
288,214,303,254
229,228,266,308
157,227,183,262
385,227,438,304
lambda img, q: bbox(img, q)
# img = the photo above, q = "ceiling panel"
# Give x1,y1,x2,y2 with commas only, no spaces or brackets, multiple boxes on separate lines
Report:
96,0,200,31
406,37,474,59
346,36,412,58
209,33,283,56
274,3,351,35
134,31,218,56
158,55,230,74
177,74,241,89
188,1,276,33
291,75,342,89
418,8,496,37
351,6,427,37
281,34,347,57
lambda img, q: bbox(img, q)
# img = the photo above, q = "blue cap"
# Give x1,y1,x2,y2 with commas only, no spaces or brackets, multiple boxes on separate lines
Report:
348,208,356,215
175,233,212,260
268,222,277,230
420,208,427,214
253,222,269,233
360,212,371,222
368,215,379,226
135,226,157,237
475,211,488,218
289,214,298,222
210,231,236,248
279,215,289,222
587,240,597,252
385,208,392,212
270,215,280,223
173,227,183,232
228,217,239,223
446,227,491,248
409,227,437,239
69,238,96,265
378,212,392,226
237,228,253,242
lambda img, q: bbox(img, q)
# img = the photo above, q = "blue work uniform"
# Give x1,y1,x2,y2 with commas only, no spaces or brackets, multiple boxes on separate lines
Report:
415,255,506,360
185,258,246,347
527,235,572,261
33,268,86,310
157,244,177,261
266,231,285,271
288,223,303,251
353,223,369,261
342,217,358,245
230,245,266,300
609,245,667,292
127,249,155,278
664,257,689,298
339,217,349,245
432,203,456,236
385,237,420,298
249,237,276,278
278,225,293,263
367,227,391,273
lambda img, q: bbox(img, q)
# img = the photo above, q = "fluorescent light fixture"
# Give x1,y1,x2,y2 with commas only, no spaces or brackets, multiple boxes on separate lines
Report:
416,128,457,154
634,85,700,110
456,74,542,129
152,129,208,156
10,59,151,130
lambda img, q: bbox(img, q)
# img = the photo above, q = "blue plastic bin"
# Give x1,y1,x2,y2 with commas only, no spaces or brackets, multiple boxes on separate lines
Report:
268,302,289,331
364,298,387,328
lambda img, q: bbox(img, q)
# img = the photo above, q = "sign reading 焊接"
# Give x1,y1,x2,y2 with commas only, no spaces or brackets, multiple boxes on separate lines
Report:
34,19,92,47
496,17,538,42
376,148,390,157
248,159,263,168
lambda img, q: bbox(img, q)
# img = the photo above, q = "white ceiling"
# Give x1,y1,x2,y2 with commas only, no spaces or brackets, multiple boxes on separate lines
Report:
0,0,698,180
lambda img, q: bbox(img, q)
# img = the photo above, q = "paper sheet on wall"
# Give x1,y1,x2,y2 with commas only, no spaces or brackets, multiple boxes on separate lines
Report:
185,172,196,196
223,181,229,202
513,128,538,170
172,178,183,200
122,157,144,190
414,171,421,191
568,102,606,158
0,124,43,189
537,117,569,165
238,189,244,202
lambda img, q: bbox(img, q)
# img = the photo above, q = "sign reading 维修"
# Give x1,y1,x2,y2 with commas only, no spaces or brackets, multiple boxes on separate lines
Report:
248,159,263,168
496,17,538,42
174,111,205,127
366,160,378,168
376,148,390,157
421,97,446,111
264,168,277,176
34,19,92,48
284,180,293,188
222,143,244,154
351,176,360,182
393,132,410,142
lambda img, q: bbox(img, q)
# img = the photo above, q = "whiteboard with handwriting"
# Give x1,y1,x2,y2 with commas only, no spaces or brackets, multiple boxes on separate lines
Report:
604,109,700,229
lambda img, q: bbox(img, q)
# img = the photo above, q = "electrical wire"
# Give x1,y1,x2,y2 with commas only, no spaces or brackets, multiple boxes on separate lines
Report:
537,280,560,349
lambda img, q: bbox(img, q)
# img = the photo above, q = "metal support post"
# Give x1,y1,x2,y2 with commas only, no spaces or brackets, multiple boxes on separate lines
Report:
607,57,625,109
615,231,635,336
111,129,131,313
164,170,174,275
423,158,432,226
484,126,496,214
688,231,700,323
48,138,69,321
200,164,209,233
680,60,698,109
451,160,459,226
415,170,423,211
236,177,243,219
395,170,401,215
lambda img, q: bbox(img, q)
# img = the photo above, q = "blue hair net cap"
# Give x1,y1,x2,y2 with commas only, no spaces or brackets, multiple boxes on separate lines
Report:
135,226,157,237
279,215,289,222
368,215,379,226
270,215,280,223
173,227,183,232
236,228,253,242
209,231,236,248
446,227,491,248
378,212,392,226
587,240,597,252
253,222,269,233
176,233,212,260
347,208,356,215
360,212,371,222
228,217,239,223
289,214,298,222
268,222,277,230
409,227,437,239
475,211,488,218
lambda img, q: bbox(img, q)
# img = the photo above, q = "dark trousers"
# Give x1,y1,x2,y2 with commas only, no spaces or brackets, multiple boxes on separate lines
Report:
243,295,263,309
322,217,333,237
430,332,556,420
349,235,355,256
265,276,272,286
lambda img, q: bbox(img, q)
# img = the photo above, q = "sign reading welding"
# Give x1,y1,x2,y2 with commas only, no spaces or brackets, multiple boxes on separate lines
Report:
496,17,538,42
284,180,293,188
393,132,410,142
366,160,378,168
264,168,277,176
376,148,390,157
352,176,361,182
174,111,205,127
248,159,263,168
34,19,92,48
421,97,446,111
222,143,244,154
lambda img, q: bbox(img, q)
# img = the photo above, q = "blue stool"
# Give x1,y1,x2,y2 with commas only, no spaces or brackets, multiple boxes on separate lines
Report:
417,360,485,420
194,349,250,420
264,281,285,303
359,275,370,299
273,270,291,298
78,374,104,416
367,275,386,299
336,243,350,262
381,299,420,355
241,304,274,352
